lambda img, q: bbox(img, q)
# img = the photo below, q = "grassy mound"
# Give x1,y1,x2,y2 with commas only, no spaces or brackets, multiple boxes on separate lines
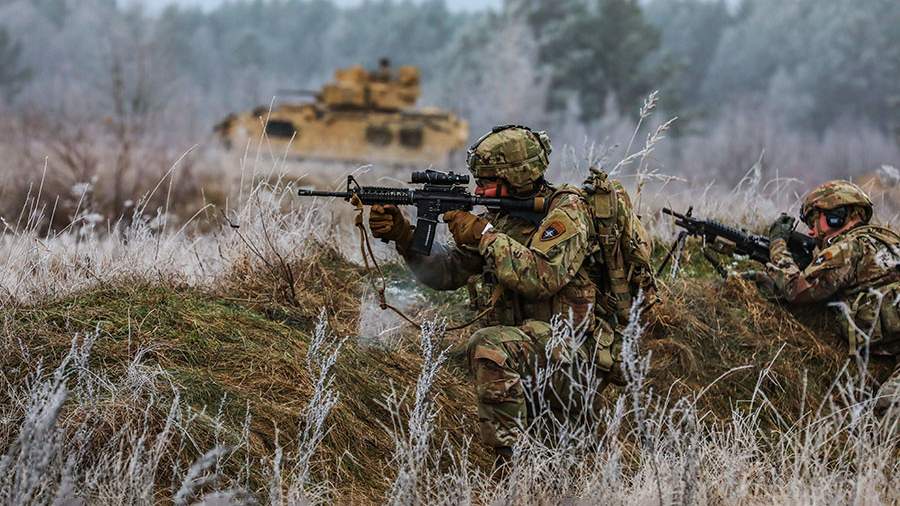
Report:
3,240,892,502
647,245,895,427
1,247,488,502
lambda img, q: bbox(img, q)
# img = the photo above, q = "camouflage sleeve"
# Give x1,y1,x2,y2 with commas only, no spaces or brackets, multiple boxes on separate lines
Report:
766,237,858,303
400,240,484,291
479,193,592,299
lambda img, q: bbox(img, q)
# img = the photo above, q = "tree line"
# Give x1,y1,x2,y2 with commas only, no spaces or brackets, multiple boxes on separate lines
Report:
1,0,898,141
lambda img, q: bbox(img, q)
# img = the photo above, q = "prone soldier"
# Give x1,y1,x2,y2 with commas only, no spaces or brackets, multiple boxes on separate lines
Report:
761,180,900,416
368,125,656,461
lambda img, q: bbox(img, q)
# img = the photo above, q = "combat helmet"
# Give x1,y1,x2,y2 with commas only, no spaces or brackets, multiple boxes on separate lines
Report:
466,125,552,191
800,180,874,226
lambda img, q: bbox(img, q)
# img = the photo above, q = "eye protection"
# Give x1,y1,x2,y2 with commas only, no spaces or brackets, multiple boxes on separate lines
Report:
800,208,820,228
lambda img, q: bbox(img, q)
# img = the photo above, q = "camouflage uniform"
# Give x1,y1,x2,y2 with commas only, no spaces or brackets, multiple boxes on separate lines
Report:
396,126,627,451
402,188,616,447
766,181,900,415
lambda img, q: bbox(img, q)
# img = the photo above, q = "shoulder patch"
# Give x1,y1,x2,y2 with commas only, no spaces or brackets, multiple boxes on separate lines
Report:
806,241,853,275
817,250,834,263
541,221,566,241
531,213,581,256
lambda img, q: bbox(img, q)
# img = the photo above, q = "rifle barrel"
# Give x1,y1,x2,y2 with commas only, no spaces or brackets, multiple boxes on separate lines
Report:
661,207,683,219
297,189,351,198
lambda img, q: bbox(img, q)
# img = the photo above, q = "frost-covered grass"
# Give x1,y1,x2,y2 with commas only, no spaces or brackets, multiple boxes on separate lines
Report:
3,279,899,504
2,101,900,504
0,311,346,505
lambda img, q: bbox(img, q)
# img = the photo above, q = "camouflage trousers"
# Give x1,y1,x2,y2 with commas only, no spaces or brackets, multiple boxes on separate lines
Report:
466,319,621,450
875,358,900,417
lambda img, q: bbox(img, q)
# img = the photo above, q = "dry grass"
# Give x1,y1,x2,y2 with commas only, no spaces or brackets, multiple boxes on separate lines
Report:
1,249,488,503
0,141,489,501
1,99,899,504
646,271,888,426
3,198,898,503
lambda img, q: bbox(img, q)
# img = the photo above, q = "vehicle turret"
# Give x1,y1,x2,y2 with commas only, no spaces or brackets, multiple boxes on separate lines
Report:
214,61,468,167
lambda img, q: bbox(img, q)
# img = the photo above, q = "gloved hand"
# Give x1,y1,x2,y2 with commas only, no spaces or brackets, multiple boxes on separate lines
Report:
768,214,796,243
369,205,413,248
443,210,490,246
741,270,779,300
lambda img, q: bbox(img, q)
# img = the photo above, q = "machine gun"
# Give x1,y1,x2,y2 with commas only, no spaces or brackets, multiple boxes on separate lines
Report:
297,170,548,255
658,207,818,277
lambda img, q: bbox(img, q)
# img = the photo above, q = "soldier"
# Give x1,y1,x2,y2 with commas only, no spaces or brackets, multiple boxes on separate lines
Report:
371,57,393,82
368,125,654,462
764,180,900,416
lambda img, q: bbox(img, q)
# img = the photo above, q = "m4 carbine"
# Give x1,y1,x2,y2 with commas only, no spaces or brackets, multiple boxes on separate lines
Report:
660,207,818,276
298,170,547,255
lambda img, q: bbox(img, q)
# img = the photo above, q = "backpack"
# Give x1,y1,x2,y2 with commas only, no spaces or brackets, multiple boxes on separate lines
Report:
839,225,900,355
577,167,657,324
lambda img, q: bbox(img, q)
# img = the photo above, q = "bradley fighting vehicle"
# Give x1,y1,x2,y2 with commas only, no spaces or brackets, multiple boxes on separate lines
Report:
214,61,469,167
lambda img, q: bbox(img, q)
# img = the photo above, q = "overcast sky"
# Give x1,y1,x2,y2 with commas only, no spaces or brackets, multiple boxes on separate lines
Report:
130,0,503,13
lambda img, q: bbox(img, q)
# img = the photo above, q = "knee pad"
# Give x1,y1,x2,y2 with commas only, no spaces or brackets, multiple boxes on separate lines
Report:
467,325,531,369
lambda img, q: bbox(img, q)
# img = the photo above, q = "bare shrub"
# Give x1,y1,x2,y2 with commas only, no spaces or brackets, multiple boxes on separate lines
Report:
656,101,900,187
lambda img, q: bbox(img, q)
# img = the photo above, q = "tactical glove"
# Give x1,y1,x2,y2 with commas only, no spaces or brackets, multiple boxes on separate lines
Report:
768,214,796,243
741,270,779,300
443,210,490,246
369,205,413,250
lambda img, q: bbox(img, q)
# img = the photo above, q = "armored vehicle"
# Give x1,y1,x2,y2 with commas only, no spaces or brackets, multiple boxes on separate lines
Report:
214,61,469,167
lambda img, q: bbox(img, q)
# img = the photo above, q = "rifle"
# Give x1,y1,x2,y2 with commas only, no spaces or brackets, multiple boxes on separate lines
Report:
297,170,547,255
658,207,817,277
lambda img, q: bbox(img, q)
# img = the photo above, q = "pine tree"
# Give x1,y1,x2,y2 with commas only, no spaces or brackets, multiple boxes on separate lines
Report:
703,0,900,132
526,0,664,121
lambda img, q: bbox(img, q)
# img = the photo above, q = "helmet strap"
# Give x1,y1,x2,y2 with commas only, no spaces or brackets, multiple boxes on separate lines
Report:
509,178,546,197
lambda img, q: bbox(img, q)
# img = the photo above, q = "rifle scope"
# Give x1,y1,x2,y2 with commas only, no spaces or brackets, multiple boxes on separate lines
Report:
410,170,469,186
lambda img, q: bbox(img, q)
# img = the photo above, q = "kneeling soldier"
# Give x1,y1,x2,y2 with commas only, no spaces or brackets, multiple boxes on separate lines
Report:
369,125,656,461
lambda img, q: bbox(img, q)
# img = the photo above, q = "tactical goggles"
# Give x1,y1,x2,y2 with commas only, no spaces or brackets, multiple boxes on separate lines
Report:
800,209,819,228
801,207,848,228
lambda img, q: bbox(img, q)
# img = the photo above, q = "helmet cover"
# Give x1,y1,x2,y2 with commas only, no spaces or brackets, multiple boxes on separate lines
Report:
800,180,873,224
466,125,551,190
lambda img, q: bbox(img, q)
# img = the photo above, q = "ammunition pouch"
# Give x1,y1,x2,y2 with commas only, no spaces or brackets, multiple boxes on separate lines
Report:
592,323,616,372
846,282,900,356
578,169,656,325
